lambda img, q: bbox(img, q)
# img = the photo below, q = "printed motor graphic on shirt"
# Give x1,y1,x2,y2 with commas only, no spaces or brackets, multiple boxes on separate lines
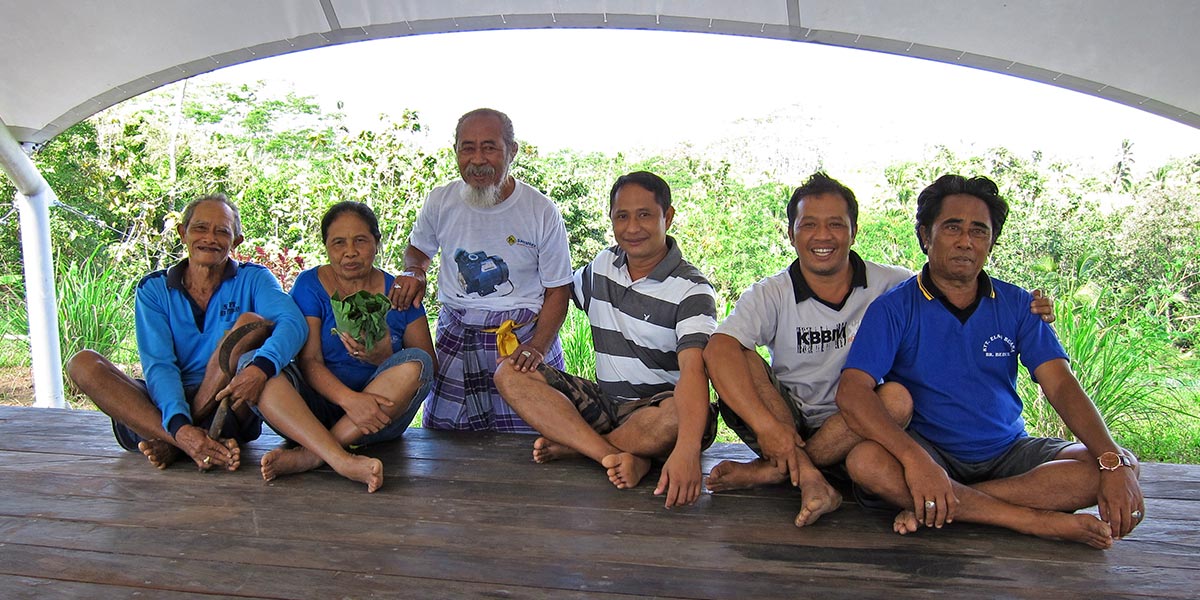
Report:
454,248,511,296
795,322,848,354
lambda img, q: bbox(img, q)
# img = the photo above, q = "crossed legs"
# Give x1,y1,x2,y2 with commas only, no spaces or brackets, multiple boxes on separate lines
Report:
64,313,272,471
258,360,423,492
494,363,675,489
707,347,912,490
845,441,1118,549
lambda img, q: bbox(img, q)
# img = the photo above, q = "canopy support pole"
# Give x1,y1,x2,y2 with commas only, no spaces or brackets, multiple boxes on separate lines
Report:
0,119,65,408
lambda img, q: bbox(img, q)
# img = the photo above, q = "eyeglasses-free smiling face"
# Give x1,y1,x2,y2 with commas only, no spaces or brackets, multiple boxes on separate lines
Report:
610,182,674,270
789,192,856,279
455,113,513,191
178,200,242,268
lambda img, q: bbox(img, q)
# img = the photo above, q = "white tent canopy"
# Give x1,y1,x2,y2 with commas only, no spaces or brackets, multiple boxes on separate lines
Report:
2,0,1198,407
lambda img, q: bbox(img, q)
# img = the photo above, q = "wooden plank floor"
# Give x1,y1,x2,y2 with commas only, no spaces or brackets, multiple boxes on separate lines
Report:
0,406,1195,599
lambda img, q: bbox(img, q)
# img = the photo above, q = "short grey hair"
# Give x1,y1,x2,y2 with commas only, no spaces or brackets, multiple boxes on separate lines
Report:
455,108,517,157
181,194,243,238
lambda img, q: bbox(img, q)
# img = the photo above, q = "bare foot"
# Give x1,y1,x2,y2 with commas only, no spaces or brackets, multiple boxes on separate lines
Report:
893,510,920,535
532,437,579,463
261,446,324,481
1036,512,1115,550
601,452,652,489
220,438,240,472
137,439,180,469
794,475,843,527
706,459,787,492
330,455,385,493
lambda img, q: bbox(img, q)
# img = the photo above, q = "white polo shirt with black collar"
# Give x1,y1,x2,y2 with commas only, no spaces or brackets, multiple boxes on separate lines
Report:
715,251,912,427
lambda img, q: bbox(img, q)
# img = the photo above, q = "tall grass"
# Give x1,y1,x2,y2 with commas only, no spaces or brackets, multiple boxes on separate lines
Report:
560,308,596,381
1020,290,1198,456
55,252,138,368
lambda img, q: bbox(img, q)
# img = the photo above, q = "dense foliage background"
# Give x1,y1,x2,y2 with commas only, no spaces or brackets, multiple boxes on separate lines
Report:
2,82,1196,461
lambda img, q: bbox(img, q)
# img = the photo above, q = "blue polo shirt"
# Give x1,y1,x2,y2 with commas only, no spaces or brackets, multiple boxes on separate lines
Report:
135,260,307,435
842,266,1067,462
290,267,427,391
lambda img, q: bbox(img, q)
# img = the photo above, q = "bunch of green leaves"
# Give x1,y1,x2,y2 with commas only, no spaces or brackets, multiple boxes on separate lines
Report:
330,290,390,351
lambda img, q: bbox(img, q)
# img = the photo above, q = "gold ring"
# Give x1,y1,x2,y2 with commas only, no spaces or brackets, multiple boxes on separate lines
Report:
203,456,211,464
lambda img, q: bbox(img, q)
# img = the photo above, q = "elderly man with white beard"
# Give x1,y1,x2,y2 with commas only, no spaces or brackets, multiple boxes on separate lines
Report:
391,108,573,432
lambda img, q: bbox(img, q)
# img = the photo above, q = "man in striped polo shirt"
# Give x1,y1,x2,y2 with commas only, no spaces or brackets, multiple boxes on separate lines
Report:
495,171,718,508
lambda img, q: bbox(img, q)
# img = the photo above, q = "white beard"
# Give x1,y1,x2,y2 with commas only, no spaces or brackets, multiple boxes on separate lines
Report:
461,181,503,209
460,162,509,208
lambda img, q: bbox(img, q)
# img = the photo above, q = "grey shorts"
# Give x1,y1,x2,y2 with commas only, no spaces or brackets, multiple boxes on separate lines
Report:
538,365,719,450
910,430,1076,485
852,431,1076,512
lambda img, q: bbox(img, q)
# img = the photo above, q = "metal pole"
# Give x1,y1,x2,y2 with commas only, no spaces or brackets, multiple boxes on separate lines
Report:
0,120,65,408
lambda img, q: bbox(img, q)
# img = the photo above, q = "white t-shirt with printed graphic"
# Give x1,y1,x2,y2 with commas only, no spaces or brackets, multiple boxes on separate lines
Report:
409,179,573,312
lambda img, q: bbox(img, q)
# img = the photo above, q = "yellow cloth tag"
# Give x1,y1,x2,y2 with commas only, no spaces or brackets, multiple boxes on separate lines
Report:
495,319,519,357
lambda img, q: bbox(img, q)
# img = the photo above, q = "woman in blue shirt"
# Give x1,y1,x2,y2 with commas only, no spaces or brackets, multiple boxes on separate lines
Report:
257,202,435,492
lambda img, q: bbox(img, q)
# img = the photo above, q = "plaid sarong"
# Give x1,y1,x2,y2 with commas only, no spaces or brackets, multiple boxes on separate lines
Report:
423,306,564,433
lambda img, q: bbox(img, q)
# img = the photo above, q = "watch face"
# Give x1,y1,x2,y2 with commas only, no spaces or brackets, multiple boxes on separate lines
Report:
1099,452,1121,469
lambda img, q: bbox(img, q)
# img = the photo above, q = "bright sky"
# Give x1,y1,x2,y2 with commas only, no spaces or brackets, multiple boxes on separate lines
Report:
205,29,1200,181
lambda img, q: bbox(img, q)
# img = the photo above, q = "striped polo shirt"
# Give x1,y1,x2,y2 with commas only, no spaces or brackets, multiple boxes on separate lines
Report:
574,236,717,402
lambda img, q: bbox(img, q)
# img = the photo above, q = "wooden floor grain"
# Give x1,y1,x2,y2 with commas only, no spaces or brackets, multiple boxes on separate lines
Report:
0,406,1194,599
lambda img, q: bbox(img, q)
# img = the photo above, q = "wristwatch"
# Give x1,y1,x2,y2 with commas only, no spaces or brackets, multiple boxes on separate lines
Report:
1097,451,1132,471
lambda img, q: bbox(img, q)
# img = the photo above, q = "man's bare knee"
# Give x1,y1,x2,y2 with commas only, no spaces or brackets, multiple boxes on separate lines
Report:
877,382,913,426
845,441,890,482
494,362,547,400
66,349,101,381
66,349,115,389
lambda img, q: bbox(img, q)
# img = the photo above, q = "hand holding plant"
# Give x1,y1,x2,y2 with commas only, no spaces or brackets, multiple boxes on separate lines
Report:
330,290,391,352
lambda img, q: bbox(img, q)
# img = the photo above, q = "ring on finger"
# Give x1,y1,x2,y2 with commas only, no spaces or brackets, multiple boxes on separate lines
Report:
1131,509,1143,520
924,500,936,510
203,456,211,464
520,350,532,358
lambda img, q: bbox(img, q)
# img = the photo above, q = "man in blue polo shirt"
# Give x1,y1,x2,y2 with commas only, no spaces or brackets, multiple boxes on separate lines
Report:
837,174,1144,549
68,194,307,472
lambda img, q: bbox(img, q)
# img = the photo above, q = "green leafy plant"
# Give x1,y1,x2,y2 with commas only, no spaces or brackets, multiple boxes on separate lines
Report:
330,290,390,351
1020,289,1197,443
559,308,596,381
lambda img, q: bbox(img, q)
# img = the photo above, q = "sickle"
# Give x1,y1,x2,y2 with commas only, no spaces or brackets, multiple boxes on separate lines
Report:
207,320,275,440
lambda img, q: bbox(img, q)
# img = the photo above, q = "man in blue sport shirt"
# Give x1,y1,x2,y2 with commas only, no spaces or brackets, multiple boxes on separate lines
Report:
837,174,1144,549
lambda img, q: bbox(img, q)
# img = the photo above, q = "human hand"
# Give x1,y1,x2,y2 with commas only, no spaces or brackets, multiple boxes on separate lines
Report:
174,424,239,471
904,456,958,529
340,330,391,366
389,270,426,310
1031,289,1055,323
501,342,545,373
1098,462,1144,539
757,421,806,487
655,450,702,508
220,364,268,412
341,391,394,436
